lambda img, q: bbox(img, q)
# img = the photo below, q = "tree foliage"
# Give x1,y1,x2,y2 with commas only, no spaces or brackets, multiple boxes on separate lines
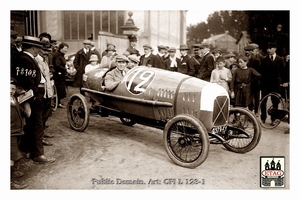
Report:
187,10,290,55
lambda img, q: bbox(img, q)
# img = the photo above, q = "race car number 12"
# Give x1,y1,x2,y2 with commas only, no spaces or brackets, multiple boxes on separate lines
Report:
126,68,155,94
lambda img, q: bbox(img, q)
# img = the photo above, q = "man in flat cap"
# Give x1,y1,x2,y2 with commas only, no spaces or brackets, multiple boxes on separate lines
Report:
244,44,262,115
248,43,265,64
73,39,92,91
189,44,202,77
14,36,55,164
164,47,180,71
128,54,140,69
260,42,285,125
104,55,130,91
139,44,155,67
197,43,215,81
224,53,237,68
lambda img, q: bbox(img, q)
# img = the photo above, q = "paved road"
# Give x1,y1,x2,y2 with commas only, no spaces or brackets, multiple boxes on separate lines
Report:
11,86,290,191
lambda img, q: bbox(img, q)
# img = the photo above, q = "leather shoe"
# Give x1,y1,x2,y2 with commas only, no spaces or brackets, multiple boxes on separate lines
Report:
43,132,54,138
20,152,30,159
42,138,53,146
11,181,28,189
33,155,55,164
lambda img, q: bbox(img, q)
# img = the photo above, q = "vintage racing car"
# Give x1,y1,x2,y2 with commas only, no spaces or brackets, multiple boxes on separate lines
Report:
67,66,261,168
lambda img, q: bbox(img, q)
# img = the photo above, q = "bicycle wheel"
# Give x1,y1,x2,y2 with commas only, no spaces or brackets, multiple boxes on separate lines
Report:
51,85,58,111
257,92,286,129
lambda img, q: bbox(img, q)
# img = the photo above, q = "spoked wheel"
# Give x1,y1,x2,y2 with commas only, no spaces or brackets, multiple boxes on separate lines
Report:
257,92,286,129
163,114,209,168
51,84,58,111
120,117,136,126
223,107,261,153
67,93,90,132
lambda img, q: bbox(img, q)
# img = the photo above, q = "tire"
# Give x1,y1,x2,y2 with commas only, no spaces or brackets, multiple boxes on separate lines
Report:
120,117,136,126
51,85,58,111
257,92,285,129
67,93,90,132
163,114,210,169
223,107,261,153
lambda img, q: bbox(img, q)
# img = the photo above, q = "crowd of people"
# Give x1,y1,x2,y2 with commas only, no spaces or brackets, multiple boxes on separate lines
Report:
10,30,290,189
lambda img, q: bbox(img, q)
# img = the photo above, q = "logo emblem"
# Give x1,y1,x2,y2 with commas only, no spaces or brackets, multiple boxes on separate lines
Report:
260,156,285,188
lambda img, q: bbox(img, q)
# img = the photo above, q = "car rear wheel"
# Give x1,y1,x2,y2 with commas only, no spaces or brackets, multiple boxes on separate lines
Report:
67,93,90,132
163,114,209,169
223,107,261,153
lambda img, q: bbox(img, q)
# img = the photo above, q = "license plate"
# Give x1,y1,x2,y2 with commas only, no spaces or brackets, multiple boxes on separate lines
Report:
211,125,227,134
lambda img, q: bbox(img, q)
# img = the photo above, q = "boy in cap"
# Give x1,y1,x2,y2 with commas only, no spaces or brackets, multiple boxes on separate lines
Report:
104,55,130,91
244,44,261,115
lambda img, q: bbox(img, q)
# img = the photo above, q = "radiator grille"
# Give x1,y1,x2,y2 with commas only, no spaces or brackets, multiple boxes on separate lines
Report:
213,96,229,126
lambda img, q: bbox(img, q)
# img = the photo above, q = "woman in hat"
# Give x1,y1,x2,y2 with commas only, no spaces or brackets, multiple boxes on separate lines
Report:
52,42,69,108
100,44,117,69
85,54,100,73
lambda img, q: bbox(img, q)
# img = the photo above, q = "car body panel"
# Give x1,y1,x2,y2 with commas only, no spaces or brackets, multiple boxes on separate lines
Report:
82,66,229,131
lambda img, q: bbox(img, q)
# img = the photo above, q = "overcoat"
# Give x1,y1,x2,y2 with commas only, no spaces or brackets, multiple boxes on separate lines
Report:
73,48,91,87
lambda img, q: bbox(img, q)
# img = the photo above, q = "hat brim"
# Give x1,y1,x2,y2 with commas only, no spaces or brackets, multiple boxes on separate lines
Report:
21,41,43,48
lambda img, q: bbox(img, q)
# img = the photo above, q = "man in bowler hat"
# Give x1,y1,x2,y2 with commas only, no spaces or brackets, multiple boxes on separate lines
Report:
177,44,195,75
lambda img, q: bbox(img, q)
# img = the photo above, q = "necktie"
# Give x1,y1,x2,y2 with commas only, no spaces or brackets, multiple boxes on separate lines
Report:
270,55,273,61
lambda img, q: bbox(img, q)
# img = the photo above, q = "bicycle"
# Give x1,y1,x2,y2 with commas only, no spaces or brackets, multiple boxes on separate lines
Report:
257,86,289,129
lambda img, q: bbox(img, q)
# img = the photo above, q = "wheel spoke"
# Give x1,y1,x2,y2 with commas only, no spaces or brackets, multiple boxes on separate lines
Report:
168,120,203,163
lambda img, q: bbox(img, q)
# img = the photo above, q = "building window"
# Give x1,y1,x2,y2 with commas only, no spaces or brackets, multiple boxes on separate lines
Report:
63,10,125,40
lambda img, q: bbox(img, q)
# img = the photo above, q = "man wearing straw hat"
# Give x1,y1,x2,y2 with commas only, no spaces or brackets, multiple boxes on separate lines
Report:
13,35,55,164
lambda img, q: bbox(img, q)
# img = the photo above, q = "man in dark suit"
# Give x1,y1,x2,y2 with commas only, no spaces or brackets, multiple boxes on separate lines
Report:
244,44,262,115
73,40,92,89
197,43,215,81
153,45,167,69
177,44,194,75
13,36,55,164
260,42,285,125
126,35,140,57
188,44,202,77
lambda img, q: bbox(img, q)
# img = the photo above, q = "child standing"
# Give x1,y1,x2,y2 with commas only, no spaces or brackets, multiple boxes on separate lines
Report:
230,56,261,108
10,77,28,189
210,56,232,93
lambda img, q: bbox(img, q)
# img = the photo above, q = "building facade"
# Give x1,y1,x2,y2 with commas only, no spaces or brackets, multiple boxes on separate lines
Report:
11,10,187,56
